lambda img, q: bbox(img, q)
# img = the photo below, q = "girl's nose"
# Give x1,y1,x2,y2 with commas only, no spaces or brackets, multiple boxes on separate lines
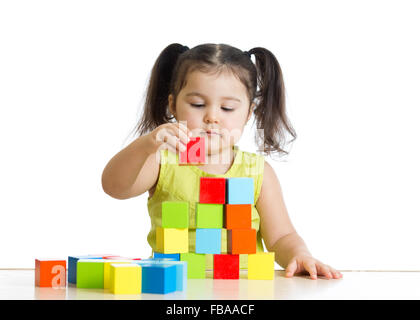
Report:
204,108,219,124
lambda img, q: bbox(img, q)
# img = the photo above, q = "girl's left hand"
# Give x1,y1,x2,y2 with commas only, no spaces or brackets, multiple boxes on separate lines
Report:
285,254,343,280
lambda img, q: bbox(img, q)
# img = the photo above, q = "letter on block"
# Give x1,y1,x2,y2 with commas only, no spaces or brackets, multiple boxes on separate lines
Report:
196,203,223,228
103,260,133,289
179,136,206,165
109,264,142,294
156,227,188,253
227,228,257,254
213,254,239,279
224,204,252,229
195,228,222,254
180,252,206,279
226,177,254,204
76,259,107,288
141,264,177,294
35,259,66,288
162,201,189,228
199,177,226,204
248,252,275,280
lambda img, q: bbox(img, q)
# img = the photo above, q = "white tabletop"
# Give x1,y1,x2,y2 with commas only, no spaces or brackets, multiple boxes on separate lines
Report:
1,269,420,300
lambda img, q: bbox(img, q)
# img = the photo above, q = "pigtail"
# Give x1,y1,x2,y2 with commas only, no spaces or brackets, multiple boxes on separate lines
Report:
135,43,189,136
250,47,297,157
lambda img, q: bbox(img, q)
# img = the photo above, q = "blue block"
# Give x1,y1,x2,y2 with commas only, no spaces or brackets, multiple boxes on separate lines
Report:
131,259,187,291
195,228,222,254
226,177,254,204
153,253,180,260
67,255,103,284
141,264,177,294
167,261,187,291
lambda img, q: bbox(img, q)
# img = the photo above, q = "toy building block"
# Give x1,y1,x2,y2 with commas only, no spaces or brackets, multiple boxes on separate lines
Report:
131,258,187,291
162,201,189,228
153,252,180,260
199,177,226,204
179,136,206,165
196,203,223,228
141,264,177,294
213,254,239,279
247,252,275,280
156,227,188,253
68,255,103,284
226,177,254,204
109,264,142,294
224,204,252,229
103,260,133,289
76,259,107,288
227,228,257,254
166,260,187,291
35,259,66,288
180,252,206,279
195,228,222,254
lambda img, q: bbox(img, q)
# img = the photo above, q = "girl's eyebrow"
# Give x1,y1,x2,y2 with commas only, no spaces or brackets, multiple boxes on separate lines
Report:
185,92,241,103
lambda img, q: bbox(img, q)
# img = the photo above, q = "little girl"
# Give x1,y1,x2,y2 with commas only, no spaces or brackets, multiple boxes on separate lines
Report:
102,43,342,280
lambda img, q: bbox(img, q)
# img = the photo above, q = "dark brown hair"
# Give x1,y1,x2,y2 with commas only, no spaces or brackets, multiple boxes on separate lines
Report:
131,43,296,157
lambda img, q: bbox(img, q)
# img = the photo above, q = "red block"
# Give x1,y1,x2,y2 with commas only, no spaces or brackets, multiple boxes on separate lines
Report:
213,254,239,279
179,137,206,165
199,177,226,204
227,229,257,254
35,259,66,288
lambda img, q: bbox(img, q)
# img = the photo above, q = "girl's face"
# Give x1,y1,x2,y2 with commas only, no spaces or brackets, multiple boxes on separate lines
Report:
168,69,254,158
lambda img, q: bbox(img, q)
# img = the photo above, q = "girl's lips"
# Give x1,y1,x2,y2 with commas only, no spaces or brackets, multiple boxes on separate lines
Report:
201,130,220,136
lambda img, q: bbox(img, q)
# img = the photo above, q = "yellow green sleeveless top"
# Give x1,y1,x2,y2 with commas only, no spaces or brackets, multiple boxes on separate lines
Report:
147,145,265,269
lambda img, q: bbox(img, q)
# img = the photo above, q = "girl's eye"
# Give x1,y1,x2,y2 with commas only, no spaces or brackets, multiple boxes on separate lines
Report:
190,104,233,111
222,107,234,112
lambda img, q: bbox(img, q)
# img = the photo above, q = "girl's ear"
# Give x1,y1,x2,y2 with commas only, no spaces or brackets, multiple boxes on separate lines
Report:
168,94,176,117
247,103,256,122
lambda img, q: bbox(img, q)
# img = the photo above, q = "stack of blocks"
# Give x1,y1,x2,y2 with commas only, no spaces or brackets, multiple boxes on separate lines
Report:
198,176,275,280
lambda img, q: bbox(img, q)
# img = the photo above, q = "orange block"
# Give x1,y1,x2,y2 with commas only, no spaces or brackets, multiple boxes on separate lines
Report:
35,259,66,288
227,229,256,254
224,204,252,229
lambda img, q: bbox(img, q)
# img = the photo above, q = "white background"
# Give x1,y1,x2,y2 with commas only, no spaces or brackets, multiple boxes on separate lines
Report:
1,0,419,270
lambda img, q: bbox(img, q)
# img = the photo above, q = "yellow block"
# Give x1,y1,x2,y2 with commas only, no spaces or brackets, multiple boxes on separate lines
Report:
103,260,133,289
156,227,188,253
247,252,275,280
109,264,142,294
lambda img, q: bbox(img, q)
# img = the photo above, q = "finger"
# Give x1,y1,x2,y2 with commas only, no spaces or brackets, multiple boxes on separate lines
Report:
165,134,186,152
317,264,332,280
156,127,171,143
174,124,190,146
285,259,297,278
176,122,192,139
303,260,318,280
323,265,342,279
330,268,343,279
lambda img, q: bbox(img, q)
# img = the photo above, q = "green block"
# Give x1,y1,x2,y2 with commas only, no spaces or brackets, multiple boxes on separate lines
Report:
196,203,223,228
162,201,189,228
180,253,206,279
76,259,106,288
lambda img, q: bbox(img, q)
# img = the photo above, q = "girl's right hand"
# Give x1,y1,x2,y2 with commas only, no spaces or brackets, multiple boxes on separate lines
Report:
146,122,192,155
